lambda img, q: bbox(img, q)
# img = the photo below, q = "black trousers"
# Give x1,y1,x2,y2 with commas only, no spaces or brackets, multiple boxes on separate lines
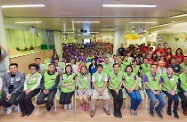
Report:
162,91,179,112
18,89,40,113
110,89,123,112
59,91,74,104
0,92,21,108
178,92,187,109
36,89,57,109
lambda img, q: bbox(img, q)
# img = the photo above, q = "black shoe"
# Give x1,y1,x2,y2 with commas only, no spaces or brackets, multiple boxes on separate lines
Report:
167,109,172,116
27,108,34,116
173,111,179,119
149,110,154,117
47,106,51,111
155,110,163,119
21,112,27,117
113,111,118,118
117,111,122,118
51,102,54,107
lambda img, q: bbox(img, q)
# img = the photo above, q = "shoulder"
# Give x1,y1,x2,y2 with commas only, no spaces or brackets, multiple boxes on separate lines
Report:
17,71,25,76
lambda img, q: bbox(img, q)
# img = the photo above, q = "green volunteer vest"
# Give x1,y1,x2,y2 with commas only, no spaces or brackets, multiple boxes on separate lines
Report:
141,64,150,74
25,72,41,90
93,72,107,89
124,73,138,90
179,73,187,92
123,61,130,69
0,90,2,99
61,73,76,93
132,65,139,75
119,64,125,72
162,73,178,93
109,71,123,89
78,73,90,90
44,72,59,90
180,63,187,73
145,72,160,90
102,63,112,75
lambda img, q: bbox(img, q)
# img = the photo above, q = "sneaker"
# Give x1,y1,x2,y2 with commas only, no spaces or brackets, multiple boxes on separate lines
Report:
173,111,179,119
167,109,172,116
68,103,72,109
155,110,163,119
118,111,122,118
113,111,118,118
85,105,89,111
64,104,68,110
6,106,12,115
149,110,154,117
90,110,95,117
15,105,19,111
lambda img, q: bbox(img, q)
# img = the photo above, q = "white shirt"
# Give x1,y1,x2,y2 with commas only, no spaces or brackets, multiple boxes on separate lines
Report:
92,72,108,82
71,64,78,74
0,77,2,90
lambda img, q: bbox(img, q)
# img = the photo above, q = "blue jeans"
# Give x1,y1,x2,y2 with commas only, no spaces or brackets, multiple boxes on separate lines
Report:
126,90,142,110
146,89,166,112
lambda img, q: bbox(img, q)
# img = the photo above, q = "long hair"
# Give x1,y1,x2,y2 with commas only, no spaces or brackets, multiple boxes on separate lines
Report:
80,66,88,75
175,48,183,56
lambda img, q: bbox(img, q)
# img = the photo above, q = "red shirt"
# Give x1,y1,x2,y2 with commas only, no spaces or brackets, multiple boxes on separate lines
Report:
156,61,167,67
174,55,184,64
148,59,154,64
153,48,165,56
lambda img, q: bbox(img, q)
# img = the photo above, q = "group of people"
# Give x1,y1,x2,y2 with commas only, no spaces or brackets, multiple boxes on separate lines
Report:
0,42,187,120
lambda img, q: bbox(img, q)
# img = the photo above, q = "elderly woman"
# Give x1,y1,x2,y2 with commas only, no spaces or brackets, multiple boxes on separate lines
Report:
157,60,166,74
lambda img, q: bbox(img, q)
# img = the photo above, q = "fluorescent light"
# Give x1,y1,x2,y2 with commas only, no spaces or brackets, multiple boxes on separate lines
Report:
100,28,116,31
148,23,172,29
88,32,99,34
63,32,74,34
171,14,187,19
73,21,99,24
103,4,156,8
130,21,157,24
2,4,45,8
15,21,42,24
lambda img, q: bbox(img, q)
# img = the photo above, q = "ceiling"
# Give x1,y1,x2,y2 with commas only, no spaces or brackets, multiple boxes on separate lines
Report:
1,0,187,34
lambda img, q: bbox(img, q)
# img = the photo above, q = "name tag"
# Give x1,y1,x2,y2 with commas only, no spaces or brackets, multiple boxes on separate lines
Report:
170,79,175,81
152,78,156,81
16,78,21,81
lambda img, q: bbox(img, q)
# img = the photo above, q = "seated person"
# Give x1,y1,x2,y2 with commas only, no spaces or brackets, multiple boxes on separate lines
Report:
35,58,44,74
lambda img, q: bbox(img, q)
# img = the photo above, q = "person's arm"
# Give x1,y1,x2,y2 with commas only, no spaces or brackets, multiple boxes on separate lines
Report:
40,64,44,74
2,74,9,94
85,75,91,90
31,76,42,91
177,78,185,93
12,73,25,94
40,75,45,90
49,74,60,91
0,45,8,59
24,76,28,91
109,76,117,91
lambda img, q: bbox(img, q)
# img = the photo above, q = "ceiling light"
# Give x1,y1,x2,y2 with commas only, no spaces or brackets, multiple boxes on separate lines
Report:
73,21,99,24
2,4,45,8
63,32,74,34
103,4,156,8
15,21,42,24
148,23,172,29
130,21,157,24
88,32,99,34
171,14,187,19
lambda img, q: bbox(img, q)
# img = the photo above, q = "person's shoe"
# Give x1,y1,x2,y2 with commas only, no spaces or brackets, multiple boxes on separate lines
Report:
51,102,54,107
117,111,122,118
68,103,72,109
183,109,187,116
27,107,35,116
15,105,19,111
64,104,68,110
46,105,51,111
90,110,95,117
155,110,163,119
6,106,12,115
173,111,179,119
113,111,118,118
149,110,154,117
103,107,110,115
167,109,172,116
85,105,89,111
21,111,27,117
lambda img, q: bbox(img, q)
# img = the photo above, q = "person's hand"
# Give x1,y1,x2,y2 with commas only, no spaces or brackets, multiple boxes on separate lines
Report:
67,86,72,90
156,91,160,95
171,91,175,96
82,89,86,94
115,89,119,94
127,88,132,93
184,92,187,98
43,90,49,95
152,90,157,95
6,93,11,102
99,89,104,95
25,90,31,95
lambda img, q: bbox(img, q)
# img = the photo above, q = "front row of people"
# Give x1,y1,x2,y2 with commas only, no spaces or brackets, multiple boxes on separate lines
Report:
0,63,187,119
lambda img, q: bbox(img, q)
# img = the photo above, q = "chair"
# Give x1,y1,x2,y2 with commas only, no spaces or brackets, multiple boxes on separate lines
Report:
44,58,51,64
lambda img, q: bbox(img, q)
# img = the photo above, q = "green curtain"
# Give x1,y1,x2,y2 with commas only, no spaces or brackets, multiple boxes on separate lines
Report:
4,29,43,49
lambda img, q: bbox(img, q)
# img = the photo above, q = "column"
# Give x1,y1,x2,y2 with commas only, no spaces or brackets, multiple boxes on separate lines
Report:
54,31,62,59
0,6,10,70
113,29,125,54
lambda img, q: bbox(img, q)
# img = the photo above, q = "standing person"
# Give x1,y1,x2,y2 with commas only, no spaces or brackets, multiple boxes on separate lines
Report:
175,48,184,65
162,66,179,118
78,52,87,63
153,44,165,57
0,45,8,77
117,58,125,72
36,64,60,111
144,64,166,118
90,64,110,117
132,60,139,76
168,58,180,76
102,57,113,75
97,54,104,64
140,58,150,78
123,55,131,69
54,58,62,74
59,65,76,110
50,54,59,64
77,66,91,111
180,56,187,73
35,58,44,74
0,63,25,115
178,66,187,116
118,44,125,56
88,58,97,76
165,48,173,65
18,63,41,117
109,63,123,118
123,65,142,116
